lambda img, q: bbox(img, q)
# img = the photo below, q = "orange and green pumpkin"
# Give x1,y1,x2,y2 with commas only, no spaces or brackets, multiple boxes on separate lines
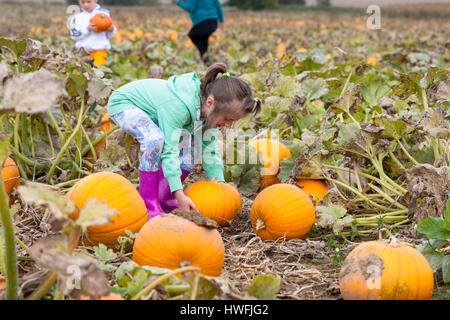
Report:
184,180,241,227
132,214,225,277
339,240,434,300
66,171,148,247
250,183,315,240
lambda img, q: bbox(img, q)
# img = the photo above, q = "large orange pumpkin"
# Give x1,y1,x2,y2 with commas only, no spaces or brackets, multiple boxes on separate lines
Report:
132,214,225,277
184,181,241,227
250,183,315,240
2,156,20,197
339,240,434,300
66,171,148,247
90,13,113,32
297,179,328,206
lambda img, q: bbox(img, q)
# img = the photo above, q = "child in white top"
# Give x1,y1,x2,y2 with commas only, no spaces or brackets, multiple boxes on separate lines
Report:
70,0,117,65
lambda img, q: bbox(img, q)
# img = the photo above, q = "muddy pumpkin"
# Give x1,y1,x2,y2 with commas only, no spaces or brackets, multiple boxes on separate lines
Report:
184,180,241,227
132,214,225,277
90,13,113,32
339,240,434,300
66,171,148,247
250,183,315,240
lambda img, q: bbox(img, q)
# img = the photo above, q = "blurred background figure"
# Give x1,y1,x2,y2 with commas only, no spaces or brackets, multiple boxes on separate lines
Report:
174,0,224,65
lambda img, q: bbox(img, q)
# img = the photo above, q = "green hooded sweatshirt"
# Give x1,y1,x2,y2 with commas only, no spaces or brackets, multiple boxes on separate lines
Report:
107,72,225,192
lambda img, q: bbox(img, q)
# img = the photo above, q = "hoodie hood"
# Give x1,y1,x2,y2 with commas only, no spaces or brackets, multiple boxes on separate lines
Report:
166,72,202,131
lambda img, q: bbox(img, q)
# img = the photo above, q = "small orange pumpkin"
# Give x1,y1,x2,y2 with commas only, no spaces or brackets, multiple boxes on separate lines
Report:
251,184,315,240
249,138,291,176
66,171,148,247
2,156,20,197
90,13,113,32
184,180,241,227
249,139,291,190
258,174,280,191
339,240,434,300
296,179,328,206
132,214,225,277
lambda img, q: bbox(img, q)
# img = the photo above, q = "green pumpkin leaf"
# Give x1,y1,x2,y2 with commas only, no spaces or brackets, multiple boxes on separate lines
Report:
246,274,281,300
417,240,446,272
361,80,391,107
0,38,27,59
417,217,450,241
442,255,450,284
126,268,150,297
94,243,117,262
183,274,219,300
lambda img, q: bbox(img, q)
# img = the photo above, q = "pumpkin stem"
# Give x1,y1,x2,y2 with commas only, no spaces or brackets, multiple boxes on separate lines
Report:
255,218,266,231
379,228,398,247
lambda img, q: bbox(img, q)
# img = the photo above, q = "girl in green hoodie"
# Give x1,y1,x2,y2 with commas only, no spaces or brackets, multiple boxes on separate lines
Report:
107,63,261,219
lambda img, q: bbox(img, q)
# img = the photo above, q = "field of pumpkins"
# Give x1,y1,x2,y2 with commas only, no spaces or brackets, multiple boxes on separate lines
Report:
0,3,449,301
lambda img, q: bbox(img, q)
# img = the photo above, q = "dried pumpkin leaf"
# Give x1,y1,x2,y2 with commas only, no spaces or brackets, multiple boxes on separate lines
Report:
18,182,76,219
76,198,118,232
1,68,67,114
29,235,111,299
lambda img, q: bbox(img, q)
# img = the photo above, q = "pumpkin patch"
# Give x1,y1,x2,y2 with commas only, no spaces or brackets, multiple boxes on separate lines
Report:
0,2,447,301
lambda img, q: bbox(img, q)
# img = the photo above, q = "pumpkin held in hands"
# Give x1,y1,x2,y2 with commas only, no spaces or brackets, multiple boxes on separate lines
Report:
132,214,225,277
250,184,315,240
184,180,241,227
90,13,113,32
297,179,328,206
66,171,148,247
339,239,434,300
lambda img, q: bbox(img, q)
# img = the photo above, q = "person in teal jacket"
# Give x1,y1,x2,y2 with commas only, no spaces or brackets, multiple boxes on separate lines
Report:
107,63,261,219
175,0,224,64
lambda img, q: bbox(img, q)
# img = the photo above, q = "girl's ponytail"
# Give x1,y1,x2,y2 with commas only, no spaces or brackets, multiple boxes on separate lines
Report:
200,62,228,97
200,62,261,117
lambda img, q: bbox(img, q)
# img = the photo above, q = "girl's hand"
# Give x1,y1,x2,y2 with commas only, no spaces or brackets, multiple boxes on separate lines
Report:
174,190,199,212
88,23,98,32
219,22,224,31
107,24,115,33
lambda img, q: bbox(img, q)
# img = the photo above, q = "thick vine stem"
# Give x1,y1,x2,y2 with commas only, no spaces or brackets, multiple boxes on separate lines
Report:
46,101,85,184
0,163,18,300
131,266,200,300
